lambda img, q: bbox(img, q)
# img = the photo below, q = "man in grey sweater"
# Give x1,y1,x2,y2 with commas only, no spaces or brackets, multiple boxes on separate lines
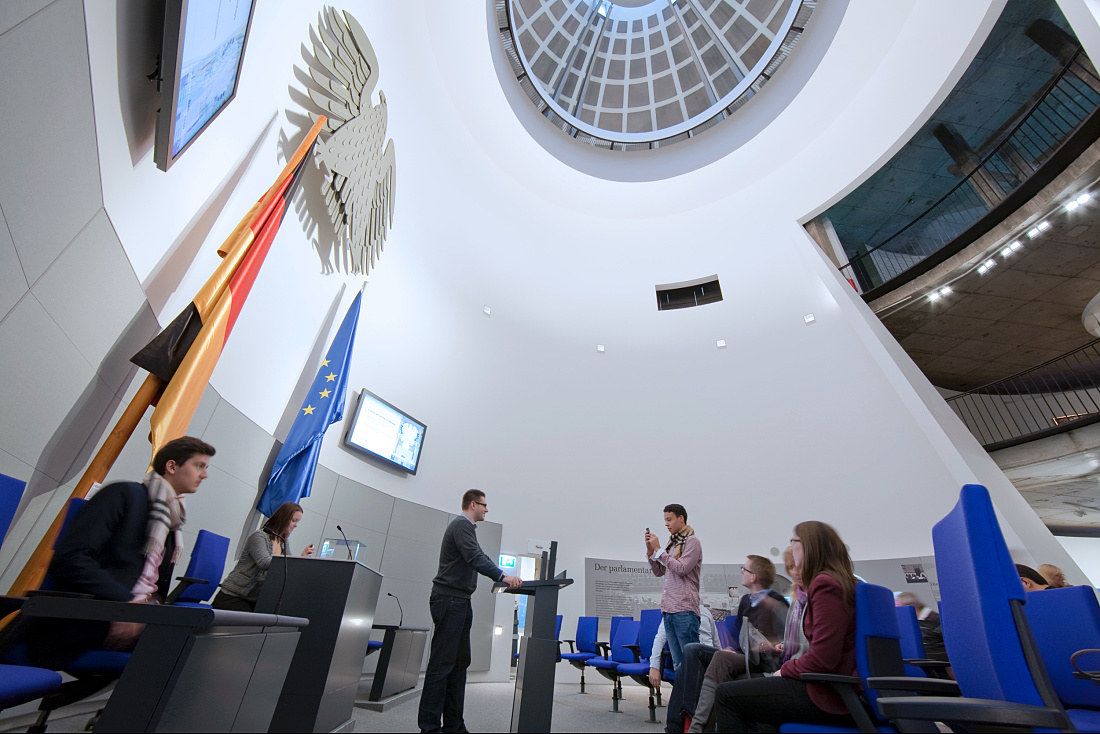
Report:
418,489,521,733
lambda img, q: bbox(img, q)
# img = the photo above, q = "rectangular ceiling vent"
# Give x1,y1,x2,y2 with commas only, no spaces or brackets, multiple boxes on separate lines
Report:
656,275,722,311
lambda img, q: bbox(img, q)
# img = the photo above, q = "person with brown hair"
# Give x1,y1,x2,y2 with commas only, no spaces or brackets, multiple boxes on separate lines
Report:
1016,563,1051,591
646,503,703,673
713,521,859,732
212,501,314,613
1038,563,1069,588
27,436,216,665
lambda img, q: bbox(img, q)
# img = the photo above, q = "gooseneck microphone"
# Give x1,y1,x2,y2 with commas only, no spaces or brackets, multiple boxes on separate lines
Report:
387,592,404,627
336,524,354,560
271,530,290,615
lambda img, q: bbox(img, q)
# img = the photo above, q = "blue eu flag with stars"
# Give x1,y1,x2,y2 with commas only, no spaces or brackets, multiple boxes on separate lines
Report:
258,290,362,517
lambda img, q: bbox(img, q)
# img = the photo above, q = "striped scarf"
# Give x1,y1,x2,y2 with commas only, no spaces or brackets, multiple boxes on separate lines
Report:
142,470,186,564
665,525,695,559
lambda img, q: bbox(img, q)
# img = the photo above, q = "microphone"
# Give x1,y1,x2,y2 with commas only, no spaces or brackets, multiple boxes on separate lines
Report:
270,530,290,615
336,525,354,560
387,592,404,627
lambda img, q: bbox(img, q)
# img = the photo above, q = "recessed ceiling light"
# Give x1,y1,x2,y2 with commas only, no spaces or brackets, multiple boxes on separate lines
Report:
1067,200,1080,212
596,344,605,353
1028,227,1041,238
483,305,491,316
929,292,940,301
939,286,951,296
716,339,726,349
1038,220,1051,231
985,259,996,269
1079,192,1092,204
804,314,816,325
1001,246,1013,257
1010,241,1023,251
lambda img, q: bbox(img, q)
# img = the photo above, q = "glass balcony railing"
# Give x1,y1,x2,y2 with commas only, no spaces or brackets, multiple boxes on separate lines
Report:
841,50,1100,296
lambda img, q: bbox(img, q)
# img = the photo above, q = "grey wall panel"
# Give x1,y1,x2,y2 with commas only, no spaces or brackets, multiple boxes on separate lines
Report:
0,0,54,38
185,466,263,543
387,498,449,543
0,206,27,324
31,211,149,393
328,475,394,534
0,484,74,591
0,295,110,478
378,533,442,584
0,447,33,485
374,577,433,628
186,385,221,438
199,400,276,487
0,0,100,284
470,521,502,672
98,417,155,486
305,464,338,518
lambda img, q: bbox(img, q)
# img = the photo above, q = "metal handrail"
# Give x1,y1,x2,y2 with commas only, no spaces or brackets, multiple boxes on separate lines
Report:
945,338,1100,450
840,49,1100,294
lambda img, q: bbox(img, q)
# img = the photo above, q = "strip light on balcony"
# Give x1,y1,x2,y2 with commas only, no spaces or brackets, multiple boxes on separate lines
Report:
939,286,952,297
1079,192,1091,204
978,259,996,275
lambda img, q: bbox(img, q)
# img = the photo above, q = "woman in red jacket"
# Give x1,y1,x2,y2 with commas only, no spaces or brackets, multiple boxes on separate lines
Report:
713,521,858,732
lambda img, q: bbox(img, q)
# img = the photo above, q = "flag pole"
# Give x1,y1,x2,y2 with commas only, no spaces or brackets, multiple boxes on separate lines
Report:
5,373,165,598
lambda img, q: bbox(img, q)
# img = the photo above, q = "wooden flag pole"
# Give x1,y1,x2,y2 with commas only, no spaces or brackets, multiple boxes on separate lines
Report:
5,373,165,598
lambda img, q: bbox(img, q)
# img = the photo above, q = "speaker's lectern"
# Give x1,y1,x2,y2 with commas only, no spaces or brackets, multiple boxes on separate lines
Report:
494,541,573,734
255,557,382,732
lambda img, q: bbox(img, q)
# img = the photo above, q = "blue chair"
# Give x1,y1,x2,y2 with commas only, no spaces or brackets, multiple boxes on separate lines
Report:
165,529,230,606
715,614,734,649
586,619,640,713
877,484,1099,731
1025,584,1100,711
0,663,61,713
895,604,951,680
618,609,664,722
561,616,599,693
777,582,953,733
0,473,26,544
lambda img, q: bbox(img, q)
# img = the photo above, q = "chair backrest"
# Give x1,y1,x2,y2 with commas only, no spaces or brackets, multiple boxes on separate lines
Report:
575,616,599,654
727,613,742,649
933,484,1059,709
895,604,927,677
174,529,231,604
610,619,641,664
855,582,910,716
1025,585,1100,709
638,609,662,661
715,615,733,649
0,473,26,544
555,614,563,640
609,615,632,647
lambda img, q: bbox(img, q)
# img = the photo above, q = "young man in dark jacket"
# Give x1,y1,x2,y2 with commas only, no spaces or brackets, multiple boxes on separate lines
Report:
26,436,215,667
418,489,521,734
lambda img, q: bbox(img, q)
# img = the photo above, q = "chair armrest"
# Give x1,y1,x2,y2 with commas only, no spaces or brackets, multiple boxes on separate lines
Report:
563,639,577,654
876,696,1071,729
866,676,960,696
903,658,953,679
624,644,643,663
26,589,95,600
165,577,210,605
596,642,610,659
1071,649,1100,685
797,674,876,733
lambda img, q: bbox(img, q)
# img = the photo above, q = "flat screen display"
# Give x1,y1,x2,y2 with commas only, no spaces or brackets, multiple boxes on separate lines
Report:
155,0,256,171
345,390,427,474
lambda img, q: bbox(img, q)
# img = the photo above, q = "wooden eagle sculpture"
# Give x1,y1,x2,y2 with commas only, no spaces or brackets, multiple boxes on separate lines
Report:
302,7,396,274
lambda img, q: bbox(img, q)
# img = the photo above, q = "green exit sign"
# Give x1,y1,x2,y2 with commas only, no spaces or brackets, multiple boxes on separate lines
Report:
499,554,517,569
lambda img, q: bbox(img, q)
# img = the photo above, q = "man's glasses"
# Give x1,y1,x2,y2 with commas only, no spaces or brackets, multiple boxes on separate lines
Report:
474,501,488,508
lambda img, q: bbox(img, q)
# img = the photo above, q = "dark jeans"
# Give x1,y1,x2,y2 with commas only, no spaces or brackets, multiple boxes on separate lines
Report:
418,594,473,733
211,591,255,612
714,676,856,732
666,643,717,733
663,611,700,671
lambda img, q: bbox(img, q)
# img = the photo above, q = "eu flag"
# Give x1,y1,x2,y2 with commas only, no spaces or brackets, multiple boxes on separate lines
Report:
258,290,362,516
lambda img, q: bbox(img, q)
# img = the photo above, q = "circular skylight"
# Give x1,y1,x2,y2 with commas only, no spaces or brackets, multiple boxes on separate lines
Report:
496,0,817,150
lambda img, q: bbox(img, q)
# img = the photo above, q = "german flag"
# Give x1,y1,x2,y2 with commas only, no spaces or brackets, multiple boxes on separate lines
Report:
132,117,326,458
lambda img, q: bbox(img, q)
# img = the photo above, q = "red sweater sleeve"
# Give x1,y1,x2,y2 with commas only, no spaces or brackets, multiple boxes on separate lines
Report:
780,574,855,679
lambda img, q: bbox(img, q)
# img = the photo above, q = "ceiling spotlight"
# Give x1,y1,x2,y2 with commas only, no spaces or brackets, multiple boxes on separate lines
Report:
939,286,951,297
929,291,940,301
716,339,727,349
804,313,816,325
1079,192,1092,204
483,305,491,316
1067,200,1080,212
596,344,605,353
1001,246,1013,257
1028,227,1041,238
1038,220,1051,231
1010,241,1023,251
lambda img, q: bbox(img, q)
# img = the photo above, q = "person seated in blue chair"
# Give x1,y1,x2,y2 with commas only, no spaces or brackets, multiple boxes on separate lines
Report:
211,501,314,612
714,521,859,732
895,591,948,664
1017,563,1052,591
26,436,216,667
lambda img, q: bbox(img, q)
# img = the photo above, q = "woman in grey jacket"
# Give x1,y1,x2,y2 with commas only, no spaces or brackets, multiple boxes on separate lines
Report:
211,502,314,612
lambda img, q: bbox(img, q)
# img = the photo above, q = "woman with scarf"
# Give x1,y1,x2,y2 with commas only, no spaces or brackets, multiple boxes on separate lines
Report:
646,503,703,672
713,521,858,732
212,501,314,612
26,437,215,666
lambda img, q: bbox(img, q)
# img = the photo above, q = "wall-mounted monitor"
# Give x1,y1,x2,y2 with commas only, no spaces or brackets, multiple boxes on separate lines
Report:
154,0,256,172
345,390,427,474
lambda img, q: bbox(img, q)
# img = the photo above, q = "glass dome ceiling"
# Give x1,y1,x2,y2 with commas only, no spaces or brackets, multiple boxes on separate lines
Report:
497,0,816,150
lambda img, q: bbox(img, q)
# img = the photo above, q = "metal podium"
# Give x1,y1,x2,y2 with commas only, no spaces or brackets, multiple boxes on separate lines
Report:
494,541,573,734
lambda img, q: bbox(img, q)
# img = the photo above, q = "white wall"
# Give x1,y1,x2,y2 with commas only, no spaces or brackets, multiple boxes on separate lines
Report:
1056,535,1100,585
